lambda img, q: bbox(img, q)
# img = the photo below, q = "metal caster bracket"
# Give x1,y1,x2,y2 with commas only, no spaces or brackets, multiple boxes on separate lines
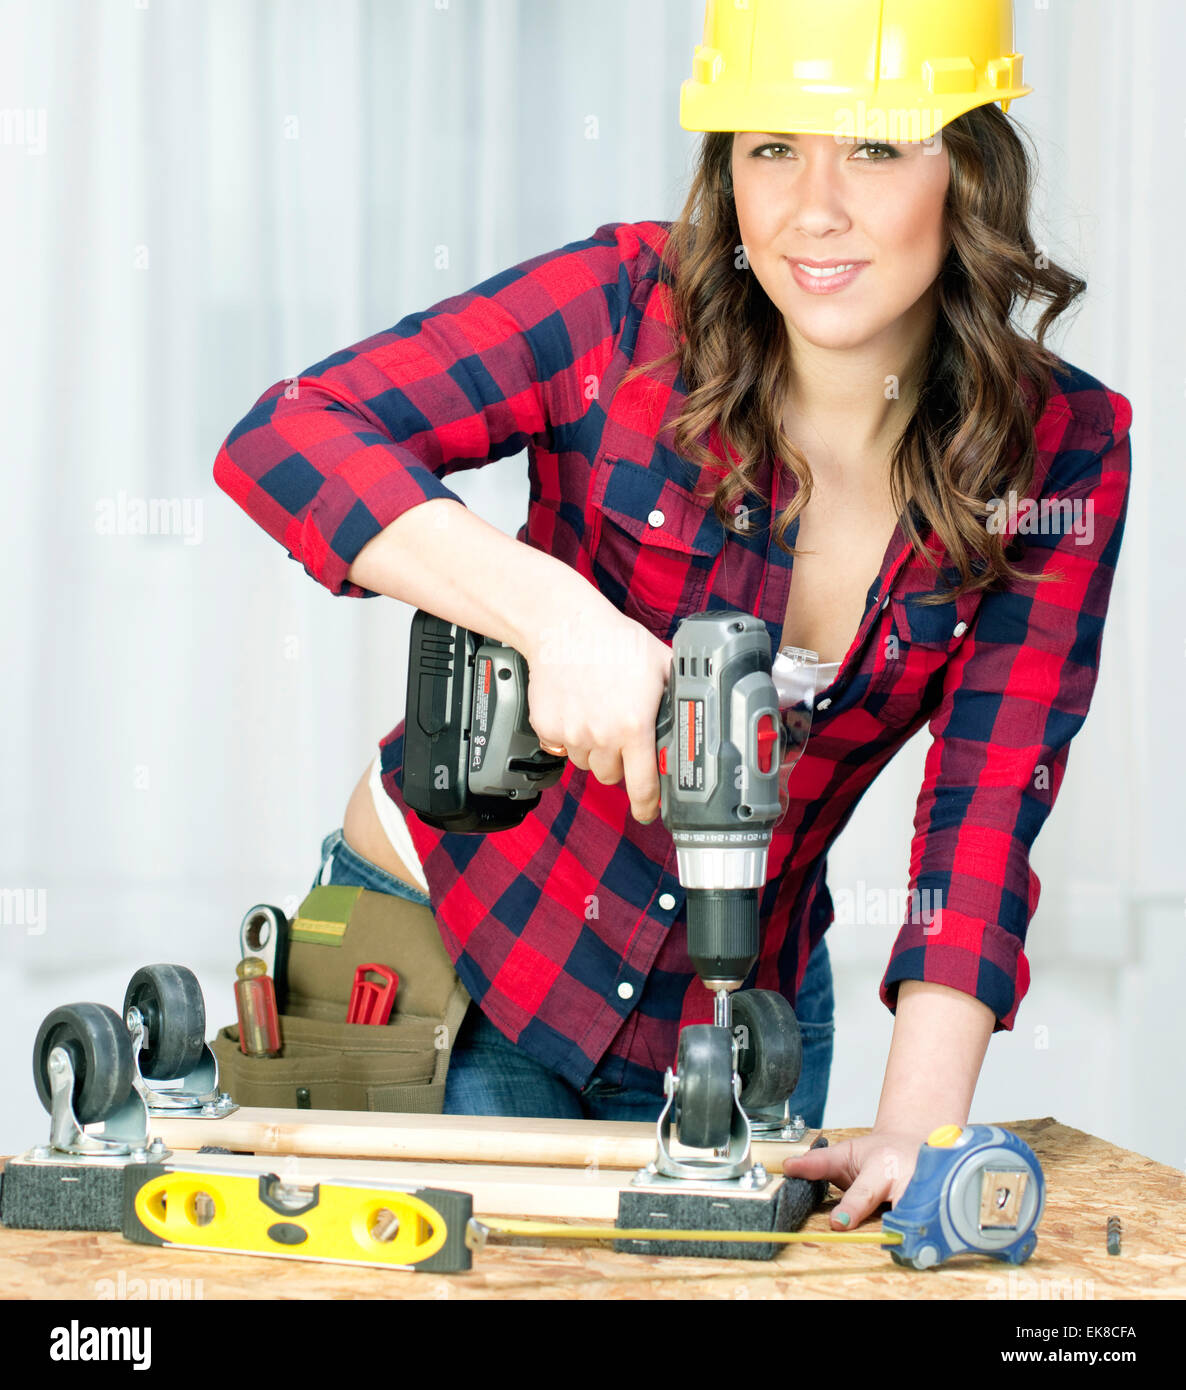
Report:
126,1005,237,1119
23,1045,171,1167
640,1064,769,1185
745,1099,807,1143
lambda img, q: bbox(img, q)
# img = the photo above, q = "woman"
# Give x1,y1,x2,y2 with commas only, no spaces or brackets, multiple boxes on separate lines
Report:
214,0,1131,1230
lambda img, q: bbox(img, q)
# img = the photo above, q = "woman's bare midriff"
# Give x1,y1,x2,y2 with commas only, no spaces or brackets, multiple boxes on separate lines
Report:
341,762,428,893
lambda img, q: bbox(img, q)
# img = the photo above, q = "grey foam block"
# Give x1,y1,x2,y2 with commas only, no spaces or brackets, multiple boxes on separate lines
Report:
0,1159,127,1231
613,1135,830,1261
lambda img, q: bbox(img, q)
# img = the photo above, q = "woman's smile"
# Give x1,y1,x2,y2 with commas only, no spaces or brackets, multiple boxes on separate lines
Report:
785,258,870,294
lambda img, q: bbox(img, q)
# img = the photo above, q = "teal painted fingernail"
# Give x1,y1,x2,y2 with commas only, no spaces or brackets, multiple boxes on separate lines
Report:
834,1211,851,1228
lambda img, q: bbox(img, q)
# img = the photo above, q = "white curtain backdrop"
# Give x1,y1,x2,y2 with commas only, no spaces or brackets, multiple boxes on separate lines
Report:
2,0,1182,1168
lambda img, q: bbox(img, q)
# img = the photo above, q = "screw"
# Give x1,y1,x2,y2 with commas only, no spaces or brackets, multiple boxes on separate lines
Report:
1107,1216,1121,1256
739,1163,768,1190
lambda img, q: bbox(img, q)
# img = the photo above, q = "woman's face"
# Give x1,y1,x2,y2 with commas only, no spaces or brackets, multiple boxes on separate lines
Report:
731,132,951,356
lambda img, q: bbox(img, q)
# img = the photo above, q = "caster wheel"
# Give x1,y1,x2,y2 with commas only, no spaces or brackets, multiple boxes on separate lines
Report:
732,988,802,1110
673,1024,734,1150
123,963,206,1080
33,1002,135,1125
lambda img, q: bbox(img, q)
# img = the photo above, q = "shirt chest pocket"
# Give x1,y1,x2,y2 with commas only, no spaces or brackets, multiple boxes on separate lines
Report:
589,456,725,639
865,587,980,729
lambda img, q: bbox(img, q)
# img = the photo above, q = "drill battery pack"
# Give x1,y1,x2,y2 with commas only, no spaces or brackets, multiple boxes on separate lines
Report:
400,610,565,834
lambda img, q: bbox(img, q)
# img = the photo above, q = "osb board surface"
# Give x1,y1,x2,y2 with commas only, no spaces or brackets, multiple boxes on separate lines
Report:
1,1118,1182,1301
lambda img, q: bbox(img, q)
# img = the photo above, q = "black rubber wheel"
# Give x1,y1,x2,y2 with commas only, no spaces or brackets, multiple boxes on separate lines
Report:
123,963,206,1080
673,1024,734,1150
33,1002,135,1124
732,988,802,1110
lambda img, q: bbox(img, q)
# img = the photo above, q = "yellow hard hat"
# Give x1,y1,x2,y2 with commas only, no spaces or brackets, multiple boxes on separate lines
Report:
680,0,1032,142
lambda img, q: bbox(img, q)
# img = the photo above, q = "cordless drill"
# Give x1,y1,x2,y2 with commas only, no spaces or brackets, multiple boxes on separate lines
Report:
654,611,783,1023
400,609,784,1013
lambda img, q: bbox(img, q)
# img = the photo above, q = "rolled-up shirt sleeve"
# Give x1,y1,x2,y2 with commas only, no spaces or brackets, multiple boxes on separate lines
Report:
880,390,1133,1029
212,222,643,596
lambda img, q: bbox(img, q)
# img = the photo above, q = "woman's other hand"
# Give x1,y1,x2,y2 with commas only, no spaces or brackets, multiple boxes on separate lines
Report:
782,1129,926,1229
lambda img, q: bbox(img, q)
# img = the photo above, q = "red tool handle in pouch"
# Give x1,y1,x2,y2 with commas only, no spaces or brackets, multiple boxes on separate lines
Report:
235,956,282,1056
347,963,400,1025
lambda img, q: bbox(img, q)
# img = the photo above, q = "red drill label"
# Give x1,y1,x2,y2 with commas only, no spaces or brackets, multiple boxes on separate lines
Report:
677,698,704,790
472,656,493,772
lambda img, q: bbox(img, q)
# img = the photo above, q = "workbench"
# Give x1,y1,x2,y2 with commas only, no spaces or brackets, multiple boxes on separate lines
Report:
1,1118,1182,1300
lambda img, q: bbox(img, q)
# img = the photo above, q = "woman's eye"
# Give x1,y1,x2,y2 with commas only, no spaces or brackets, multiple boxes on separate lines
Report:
750,141,901,161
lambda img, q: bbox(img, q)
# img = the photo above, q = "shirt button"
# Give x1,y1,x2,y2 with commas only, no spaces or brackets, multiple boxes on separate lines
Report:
647,509,665,528
881,596,890,610
816,698,831,711
953,621,968,638
617,982,634,1000
658,892,676,910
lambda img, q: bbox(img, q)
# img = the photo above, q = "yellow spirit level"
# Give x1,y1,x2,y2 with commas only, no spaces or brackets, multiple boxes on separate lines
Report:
122,1163,473,1273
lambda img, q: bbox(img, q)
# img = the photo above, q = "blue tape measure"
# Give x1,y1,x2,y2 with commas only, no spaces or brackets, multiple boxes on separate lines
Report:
881,1124,1045,1270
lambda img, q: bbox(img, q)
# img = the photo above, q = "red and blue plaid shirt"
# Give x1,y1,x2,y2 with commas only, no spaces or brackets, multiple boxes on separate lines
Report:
214,220,1133,1095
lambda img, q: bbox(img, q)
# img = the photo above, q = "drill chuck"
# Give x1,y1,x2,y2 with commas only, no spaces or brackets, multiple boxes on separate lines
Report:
686,888,759,989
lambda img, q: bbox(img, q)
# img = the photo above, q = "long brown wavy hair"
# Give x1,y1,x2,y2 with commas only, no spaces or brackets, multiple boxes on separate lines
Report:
613,104,1085,601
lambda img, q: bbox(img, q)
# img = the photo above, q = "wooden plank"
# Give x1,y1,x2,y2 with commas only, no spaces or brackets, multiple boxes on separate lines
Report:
142,1149,791,1221
4,1121,1184,1299
151,1105,816,1173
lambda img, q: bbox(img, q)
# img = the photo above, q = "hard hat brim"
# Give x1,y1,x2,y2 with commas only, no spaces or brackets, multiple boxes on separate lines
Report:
680,82,1032,142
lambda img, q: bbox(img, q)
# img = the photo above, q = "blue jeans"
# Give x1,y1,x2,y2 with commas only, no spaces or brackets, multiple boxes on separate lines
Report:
313,828,834,1126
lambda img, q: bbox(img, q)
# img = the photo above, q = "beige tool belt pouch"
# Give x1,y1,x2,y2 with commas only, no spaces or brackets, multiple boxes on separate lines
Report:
212,884,470,1113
